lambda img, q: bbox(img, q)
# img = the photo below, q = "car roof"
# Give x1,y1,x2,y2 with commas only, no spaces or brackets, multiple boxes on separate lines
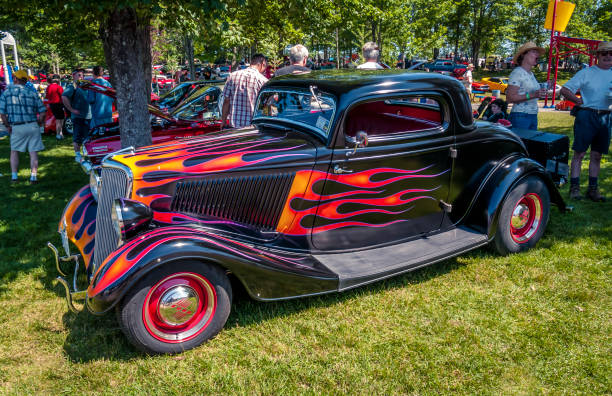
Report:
266,69,474,127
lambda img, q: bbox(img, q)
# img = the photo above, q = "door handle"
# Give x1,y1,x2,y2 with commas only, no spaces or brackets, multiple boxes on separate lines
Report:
333,164,353,174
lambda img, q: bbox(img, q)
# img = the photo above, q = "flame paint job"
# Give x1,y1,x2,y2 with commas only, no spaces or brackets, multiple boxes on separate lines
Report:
87,226,336,312
277,166,449,235
59,186,97,269
55,72,567,316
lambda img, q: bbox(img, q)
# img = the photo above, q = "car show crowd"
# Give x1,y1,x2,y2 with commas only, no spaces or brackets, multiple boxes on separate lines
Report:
0,39,610,202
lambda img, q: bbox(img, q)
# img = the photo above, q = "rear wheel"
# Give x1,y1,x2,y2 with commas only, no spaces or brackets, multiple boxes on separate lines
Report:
494,177,550,255
118,261,232,354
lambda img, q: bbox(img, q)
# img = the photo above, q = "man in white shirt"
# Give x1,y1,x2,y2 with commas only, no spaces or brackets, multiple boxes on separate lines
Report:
560,41,612,201
357,42,383,70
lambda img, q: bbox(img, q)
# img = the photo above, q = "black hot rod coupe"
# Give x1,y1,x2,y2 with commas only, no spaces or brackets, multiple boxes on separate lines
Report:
49,70,567,354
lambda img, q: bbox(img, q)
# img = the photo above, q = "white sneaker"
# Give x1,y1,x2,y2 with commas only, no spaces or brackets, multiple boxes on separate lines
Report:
75,154,82,163
56,134,63,140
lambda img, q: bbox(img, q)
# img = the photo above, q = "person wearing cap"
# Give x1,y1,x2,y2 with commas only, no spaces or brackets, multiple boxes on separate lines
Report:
357,42,383,70
560,41,612,202
506,41,548,130
62,69,91,163
463,63,474,99
0,69,46,184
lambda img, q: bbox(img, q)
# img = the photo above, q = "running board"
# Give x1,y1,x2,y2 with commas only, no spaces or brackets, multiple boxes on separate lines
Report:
313,227,489,291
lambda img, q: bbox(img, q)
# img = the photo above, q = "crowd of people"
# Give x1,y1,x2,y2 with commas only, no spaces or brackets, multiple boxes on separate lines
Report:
1,40,610,203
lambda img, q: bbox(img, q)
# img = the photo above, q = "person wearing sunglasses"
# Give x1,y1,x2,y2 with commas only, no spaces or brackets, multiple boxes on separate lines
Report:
560,41,612,202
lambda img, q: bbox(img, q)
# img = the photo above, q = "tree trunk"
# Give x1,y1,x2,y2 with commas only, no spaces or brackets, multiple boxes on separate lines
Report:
336,28,340,69
184,35,195,80
100,6,152,149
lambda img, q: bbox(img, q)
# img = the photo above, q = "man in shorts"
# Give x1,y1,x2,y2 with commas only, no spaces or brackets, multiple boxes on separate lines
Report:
0,69,46,184
560,41,612,201
62,69,91,163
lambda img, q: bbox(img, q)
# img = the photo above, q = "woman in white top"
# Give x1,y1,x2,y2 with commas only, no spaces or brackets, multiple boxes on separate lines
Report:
506,42,548,130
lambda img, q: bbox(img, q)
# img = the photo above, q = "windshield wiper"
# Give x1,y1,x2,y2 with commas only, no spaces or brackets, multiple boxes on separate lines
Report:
309,85,323,112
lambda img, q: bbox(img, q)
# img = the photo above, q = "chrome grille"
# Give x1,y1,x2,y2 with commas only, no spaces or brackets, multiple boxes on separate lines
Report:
93,167,129,270
171,173,295,230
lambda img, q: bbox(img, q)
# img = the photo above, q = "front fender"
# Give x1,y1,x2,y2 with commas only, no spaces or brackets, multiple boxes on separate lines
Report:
463,156,566,238
86,226,337,314
59,185,97,271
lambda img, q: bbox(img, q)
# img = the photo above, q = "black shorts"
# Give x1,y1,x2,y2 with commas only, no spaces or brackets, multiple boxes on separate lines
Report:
49,103,65,120
72,117,90,145
572,109,611,154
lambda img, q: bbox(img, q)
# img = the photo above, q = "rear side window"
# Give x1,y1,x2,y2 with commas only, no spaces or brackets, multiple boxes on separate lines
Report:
345,96,443,138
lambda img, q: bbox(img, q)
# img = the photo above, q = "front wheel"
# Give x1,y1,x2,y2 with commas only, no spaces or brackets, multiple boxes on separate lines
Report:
118,261,232,354
494,177,550,255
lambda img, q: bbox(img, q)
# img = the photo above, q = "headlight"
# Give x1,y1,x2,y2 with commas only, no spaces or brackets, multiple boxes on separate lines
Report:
111,198,153,245
89,169,101,201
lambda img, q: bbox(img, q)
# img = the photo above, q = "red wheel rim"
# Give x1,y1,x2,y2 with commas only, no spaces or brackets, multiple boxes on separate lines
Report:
510,193,543,243
143,272,217,343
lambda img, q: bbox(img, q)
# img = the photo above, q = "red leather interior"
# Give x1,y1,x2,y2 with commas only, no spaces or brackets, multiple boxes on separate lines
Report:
345,100,442,137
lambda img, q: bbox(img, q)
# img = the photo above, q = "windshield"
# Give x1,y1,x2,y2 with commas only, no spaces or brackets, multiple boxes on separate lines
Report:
253,88,336,137
172,87,221,121
158,83,192,107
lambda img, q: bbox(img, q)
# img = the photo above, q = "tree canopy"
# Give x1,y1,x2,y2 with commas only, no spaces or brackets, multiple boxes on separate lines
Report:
0,0,609,147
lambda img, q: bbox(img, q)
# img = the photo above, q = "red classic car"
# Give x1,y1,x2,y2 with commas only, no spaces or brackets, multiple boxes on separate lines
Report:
471,81,490,92
80,82,224,170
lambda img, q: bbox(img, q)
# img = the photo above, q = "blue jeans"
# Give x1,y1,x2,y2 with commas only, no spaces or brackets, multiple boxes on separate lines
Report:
509,112,538,130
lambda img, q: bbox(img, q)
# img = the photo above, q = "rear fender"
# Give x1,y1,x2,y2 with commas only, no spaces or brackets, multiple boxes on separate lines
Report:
463,156,565,238
86,226,337,314
59,186,97,272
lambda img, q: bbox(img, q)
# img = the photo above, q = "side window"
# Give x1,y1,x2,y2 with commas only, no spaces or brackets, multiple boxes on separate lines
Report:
345,96,443,138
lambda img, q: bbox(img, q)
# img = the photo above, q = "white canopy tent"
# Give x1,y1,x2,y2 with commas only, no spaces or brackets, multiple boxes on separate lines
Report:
1,32,19,84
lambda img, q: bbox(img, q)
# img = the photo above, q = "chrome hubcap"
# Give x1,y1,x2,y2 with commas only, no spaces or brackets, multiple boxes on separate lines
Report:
158,285,199,326
511,204,530,230
510,193,542,243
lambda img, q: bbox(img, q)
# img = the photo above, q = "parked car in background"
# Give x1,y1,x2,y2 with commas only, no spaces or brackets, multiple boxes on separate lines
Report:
153,74,174,90
423,59,467,78
155,81,215,111
80,82,224,169
480,77,509,93
471,81,490,92
50,71,567,354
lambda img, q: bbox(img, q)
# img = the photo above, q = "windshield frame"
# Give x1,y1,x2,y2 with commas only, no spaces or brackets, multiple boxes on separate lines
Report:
252,87,337,139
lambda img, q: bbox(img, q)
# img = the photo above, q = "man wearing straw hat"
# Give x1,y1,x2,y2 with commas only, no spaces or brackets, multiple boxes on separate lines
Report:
560,41,612,201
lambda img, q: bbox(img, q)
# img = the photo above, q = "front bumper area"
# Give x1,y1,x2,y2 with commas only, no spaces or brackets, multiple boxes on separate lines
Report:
48,242,87,313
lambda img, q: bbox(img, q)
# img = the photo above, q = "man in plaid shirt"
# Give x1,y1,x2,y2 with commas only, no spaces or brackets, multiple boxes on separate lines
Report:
0,69,46,184
221,54,268,128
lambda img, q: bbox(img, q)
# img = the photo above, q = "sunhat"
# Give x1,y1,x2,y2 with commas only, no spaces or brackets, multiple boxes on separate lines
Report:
513,41,545,64
595,41,612,52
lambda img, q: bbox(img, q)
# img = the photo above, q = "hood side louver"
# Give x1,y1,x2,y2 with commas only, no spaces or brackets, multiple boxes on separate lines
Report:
171,173,296,230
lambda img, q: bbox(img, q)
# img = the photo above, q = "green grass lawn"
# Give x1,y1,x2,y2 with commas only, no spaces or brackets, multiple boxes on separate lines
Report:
0,115,610,394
